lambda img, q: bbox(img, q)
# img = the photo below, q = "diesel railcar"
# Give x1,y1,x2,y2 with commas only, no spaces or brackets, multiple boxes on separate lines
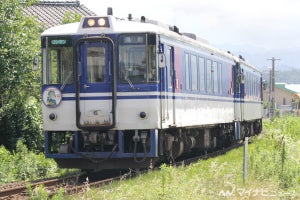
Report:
41,9,262,170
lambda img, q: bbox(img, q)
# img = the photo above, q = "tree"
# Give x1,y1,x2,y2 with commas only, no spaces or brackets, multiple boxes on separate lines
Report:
62,11,82,24
0,0,43,151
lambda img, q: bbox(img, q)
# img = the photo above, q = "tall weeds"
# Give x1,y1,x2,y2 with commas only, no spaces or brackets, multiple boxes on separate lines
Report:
0,140,75,185
249,116,300,190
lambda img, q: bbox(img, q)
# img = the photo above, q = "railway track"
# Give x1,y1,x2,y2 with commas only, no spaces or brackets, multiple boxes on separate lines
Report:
175,140,244,166
0,170,134,199
0,140,246,199
0,174,84,199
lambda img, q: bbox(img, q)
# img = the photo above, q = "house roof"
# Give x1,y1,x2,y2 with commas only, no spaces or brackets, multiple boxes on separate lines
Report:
23,0,96,29
276,83,300,96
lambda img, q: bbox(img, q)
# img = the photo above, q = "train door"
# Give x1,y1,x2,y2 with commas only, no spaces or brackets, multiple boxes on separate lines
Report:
161,45,175,126
76,38,116,130
233,62,245,139
240,67,245,121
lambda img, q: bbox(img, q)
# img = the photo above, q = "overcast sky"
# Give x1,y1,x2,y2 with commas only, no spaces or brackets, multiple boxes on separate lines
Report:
80,0,300,70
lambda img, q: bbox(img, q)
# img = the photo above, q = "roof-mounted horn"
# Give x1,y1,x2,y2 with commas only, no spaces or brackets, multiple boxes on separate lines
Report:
107,7,113,15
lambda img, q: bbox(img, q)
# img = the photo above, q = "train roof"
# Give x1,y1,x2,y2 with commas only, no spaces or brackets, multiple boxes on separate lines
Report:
42,15,178,36
41,15,261,73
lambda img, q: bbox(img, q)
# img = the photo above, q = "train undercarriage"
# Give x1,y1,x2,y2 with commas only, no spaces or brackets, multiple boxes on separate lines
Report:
45,119,262,170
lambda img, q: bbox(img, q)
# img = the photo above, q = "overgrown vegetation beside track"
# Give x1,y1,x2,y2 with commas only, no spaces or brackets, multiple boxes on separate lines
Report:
249,117,300,191
67,116,299,200
0,141,74,185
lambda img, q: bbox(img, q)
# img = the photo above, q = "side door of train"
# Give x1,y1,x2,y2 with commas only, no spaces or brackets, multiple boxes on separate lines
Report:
233,62,245,122
161,45,175,127
76,37,116,130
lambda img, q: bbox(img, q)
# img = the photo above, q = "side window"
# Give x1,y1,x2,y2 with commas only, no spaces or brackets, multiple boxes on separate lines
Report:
256,76,259,97
250,73,252,96
199,57,205,93
213,61,218,94
147,44,157,82
252,74,255,97
185,53,190,90
218,63,222,95
236,64,241,94
248,72,250,96
245,71,249,96
206,59,212,93
191,54,197,91
166,46,173,89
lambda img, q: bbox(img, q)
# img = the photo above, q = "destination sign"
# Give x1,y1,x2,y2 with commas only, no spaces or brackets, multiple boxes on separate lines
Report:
51,39,67,45
41,36,72,47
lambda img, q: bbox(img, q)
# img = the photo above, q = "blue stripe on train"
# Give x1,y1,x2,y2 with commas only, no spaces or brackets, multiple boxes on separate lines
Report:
62,95,262,104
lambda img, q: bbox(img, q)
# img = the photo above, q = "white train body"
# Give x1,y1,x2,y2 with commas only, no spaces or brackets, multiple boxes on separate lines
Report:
41,12,262,169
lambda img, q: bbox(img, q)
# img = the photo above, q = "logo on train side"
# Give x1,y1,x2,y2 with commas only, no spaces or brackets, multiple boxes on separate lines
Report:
42,87,62,108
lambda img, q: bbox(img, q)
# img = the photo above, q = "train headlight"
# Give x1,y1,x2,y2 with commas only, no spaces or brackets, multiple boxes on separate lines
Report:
87,18,96,27
49,113,57,121
98,18,106,26
83,17,110,28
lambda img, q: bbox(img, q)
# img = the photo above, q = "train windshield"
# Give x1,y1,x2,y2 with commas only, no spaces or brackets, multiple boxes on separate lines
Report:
119,34,157,83
42,37,73,85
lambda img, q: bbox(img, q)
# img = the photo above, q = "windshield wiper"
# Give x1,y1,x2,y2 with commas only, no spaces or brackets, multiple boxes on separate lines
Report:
125,77,138,90
60,71,72,91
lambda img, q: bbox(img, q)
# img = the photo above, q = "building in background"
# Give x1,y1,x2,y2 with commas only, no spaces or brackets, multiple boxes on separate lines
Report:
23,0,96,28
264,83,300,117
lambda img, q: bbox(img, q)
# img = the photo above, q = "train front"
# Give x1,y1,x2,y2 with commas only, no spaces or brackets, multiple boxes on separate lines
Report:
41,15,163,169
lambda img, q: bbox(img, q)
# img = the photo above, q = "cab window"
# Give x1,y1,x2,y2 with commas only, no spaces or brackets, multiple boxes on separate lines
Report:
42,37,73,85
119,34,157,83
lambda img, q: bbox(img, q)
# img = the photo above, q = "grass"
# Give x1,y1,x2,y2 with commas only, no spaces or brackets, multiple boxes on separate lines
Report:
43,117,300,199
0,141,78,186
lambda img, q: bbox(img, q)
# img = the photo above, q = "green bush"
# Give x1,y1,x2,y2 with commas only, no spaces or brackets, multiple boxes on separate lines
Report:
0,0,42,152
0,97,43,152
0,141,58,185
0,146,15,183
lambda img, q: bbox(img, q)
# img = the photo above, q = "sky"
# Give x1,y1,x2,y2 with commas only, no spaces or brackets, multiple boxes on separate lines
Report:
80,0,300,70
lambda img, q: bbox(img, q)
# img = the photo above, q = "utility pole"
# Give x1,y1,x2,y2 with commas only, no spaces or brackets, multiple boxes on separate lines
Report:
267,57,280,119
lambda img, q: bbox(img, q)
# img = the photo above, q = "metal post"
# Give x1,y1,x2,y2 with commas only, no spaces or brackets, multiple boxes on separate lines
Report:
268,68,272,117
267,57,280,119
243,137,248,184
